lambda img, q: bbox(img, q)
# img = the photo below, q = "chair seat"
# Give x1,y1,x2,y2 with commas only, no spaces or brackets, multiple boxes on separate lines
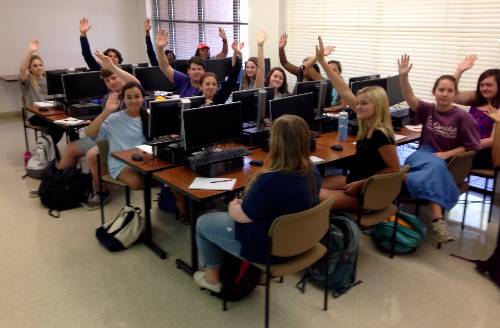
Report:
102,174,128,187
253,243,327,277
470,169,495,178
355,203,398,228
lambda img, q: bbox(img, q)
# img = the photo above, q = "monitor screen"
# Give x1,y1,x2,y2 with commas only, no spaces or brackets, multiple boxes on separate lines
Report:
120,64,133,75
205,59,227,81
149,99,183,138
348,74,380,89
295,80,333,108
134,66,176,92
386,75,404,106
135,62,149,68
174,59,189,75
269,92,317,124
46,69,66,95
62,71,108,103
182,102,242,150
351,77,387,96
231,87,274,123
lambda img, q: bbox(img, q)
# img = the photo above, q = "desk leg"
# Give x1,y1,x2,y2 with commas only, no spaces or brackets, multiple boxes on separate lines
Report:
142,173,167,259
175,198,198,275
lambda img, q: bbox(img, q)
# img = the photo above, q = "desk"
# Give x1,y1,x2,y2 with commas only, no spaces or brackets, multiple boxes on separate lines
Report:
112,147,181,259
316,127,421,147
26,106,66,117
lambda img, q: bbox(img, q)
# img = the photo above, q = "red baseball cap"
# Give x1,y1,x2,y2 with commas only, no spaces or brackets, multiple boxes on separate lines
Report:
197,43,210,50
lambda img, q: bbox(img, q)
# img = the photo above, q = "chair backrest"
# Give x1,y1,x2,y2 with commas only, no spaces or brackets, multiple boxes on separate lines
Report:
268,196,335,258
447,151,475,185
96,139,109,173
360,169,405,211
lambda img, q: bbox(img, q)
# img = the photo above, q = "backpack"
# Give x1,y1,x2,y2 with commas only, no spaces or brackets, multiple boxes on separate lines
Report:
26,134,56,179
216,254,261,301
296,212,362,298
371,211,426,254
95,206,145,252
157,184,177,213
38,162,92,218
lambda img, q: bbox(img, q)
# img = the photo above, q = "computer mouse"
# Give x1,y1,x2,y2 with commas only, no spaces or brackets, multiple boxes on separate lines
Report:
330,144,343,151
249,159,264,166
132,153,144,161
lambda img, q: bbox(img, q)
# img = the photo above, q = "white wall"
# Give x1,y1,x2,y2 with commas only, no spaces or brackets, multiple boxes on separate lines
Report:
0,0,148,114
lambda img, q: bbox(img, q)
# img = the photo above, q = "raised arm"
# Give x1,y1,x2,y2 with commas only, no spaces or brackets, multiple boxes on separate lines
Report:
19,40,39,82
144,18,159,66
303,44,336,81
79,17,100,71
397,54,419,111
215,41,243,104
95,51,139,84
155,29,175,83
316,36,357,108
85,92,120,138
215,27,228,59
254,30,268,88
453,55,478,106
278,33,301,76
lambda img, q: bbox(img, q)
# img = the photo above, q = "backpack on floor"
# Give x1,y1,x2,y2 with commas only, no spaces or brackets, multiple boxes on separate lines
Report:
157,184,177,213
371,211,426,254
26,134,56,179
216,254,261,301
296,212,362,298
38,161,92,218
96,206,145,252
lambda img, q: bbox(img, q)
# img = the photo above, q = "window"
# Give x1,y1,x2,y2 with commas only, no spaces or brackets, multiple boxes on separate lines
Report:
150,0,248,59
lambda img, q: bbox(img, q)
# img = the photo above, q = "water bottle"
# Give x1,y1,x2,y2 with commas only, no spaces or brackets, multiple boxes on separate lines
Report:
338,111,349,141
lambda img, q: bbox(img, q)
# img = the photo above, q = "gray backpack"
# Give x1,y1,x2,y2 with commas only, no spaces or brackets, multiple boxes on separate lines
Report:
26,135,56,179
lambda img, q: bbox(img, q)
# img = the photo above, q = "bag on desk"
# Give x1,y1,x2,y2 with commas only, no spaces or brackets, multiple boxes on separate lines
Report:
96,206,145,252
26,134,56,179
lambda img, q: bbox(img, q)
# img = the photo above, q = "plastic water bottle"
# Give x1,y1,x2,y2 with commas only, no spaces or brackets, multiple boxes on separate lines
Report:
338,111,349,141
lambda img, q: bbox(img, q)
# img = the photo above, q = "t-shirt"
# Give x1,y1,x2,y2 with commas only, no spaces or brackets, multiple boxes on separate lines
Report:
237,169,321,263
416,100,480,152
469,106,494,139
347,128,395,183
97,110,145,179
173,70,200,97
19,76,47,108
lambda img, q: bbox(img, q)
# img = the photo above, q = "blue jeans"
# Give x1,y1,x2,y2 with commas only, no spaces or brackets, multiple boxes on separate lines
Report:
196,212,242,268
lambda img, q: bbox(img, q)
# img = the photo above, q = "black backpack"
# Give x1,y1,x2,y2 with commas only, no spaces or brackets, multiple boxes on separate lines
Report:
217,254,261,301
38,162,92,218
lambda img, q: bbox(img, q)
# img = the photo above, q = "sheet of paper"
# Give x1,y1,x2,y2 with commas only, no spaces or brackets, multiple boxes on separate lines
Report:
53,117,85,126
394,134,407,142
404,124,423,132
34,101,55,108
309,155,326,164
188,177,237,191
136,144,153,155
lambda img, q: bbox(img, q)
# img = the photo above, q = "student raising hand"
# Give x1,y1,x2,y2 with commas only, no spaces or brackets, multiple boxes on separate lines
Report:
94,50,115,70
104,92,120,113
156,29,169,49
144,18,151,34
456,54,478,77
218,27,227,42
29,39,40,53
278,33,288,49
256,30,268,46
397,54,413,76
79,17,91,37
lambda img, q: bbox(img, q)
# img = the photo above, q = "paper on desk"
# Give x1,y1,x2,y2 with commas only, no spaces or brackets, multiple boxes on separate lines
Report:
394,134,407,142
34,101,55,108
405,124,423,132
136,144,153,155
189,177,236,191
53,117,86,126
309,155,326,165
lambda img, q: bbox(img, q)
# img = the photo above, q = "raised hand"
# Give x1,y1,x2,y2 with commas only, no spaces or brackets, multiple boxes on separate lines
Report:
156,29,169,49
278,33,288,49
218,27,227,41
457,55,478,73
79,17,91,36
323,45,335,56
104,92,120,113
398,54,413,76
94,50,114,70
28,40,40,53
231,41,244,57
315,36,326,63
256,30,268,46
144,18,151,32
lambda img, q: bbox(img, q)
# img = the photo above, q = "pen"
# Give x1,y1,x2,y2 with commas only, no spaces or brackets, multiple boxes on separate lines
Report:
210,179,233,183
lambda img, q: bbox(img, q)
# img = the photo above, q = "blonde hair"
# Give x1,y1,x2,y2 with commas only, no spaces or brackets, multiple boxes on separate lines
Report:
356,86,394,141
28,55,45,94
244,115,315,198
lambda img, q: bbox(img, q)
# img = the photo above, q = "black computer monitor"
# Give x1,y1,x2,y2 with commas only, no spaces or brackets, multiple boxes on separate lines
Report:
351,77,387,96
62,71,108,103
174,59,189,75
269,92,317,125
349,74,380,89
135,62,149,68
296,80,333,109
386,75,404,106
120,64,133,75
134,66,176,92
182,102,242,150
205,59,227,81
46,69,66,95
264,58,271,76
231,87,274,124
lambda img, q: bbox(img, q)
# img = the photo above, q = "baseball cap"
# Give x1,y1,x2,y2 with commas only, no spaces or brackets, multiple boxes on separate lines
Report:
197,43,210,50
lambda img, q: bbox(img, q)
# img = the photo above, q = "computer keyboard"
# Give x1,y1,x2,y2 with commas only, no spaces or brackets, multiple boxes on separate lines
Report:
145,136,181,146
188,147,250,166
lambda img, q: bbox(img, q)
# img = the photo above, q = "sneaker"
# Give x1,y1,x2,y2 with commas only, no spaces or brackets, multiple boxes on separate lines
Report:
83,191,111,211
193,271,222,293
432,219,455,243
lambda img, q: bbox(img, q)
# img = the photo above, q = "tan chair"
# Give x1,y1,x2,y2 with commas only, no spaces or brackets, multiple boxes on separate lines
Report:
222,196,335,328
96,139,133,225
348,166,408,258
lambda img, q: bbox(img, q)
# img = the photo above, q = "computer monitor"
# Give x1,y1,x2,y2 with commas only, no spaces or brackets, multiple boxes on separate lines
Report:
351,77,387,96
348,74,380,89
296,80,333,116
269,92,317,125
386,75,404,106
46,69,66,95
182,102,243,150
120,64,133,75
134,66,176,93
174,59,189,75
264,58,271,76
231,87,274,124
62,71,108,103
135,62,149,68
205,59,227,81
